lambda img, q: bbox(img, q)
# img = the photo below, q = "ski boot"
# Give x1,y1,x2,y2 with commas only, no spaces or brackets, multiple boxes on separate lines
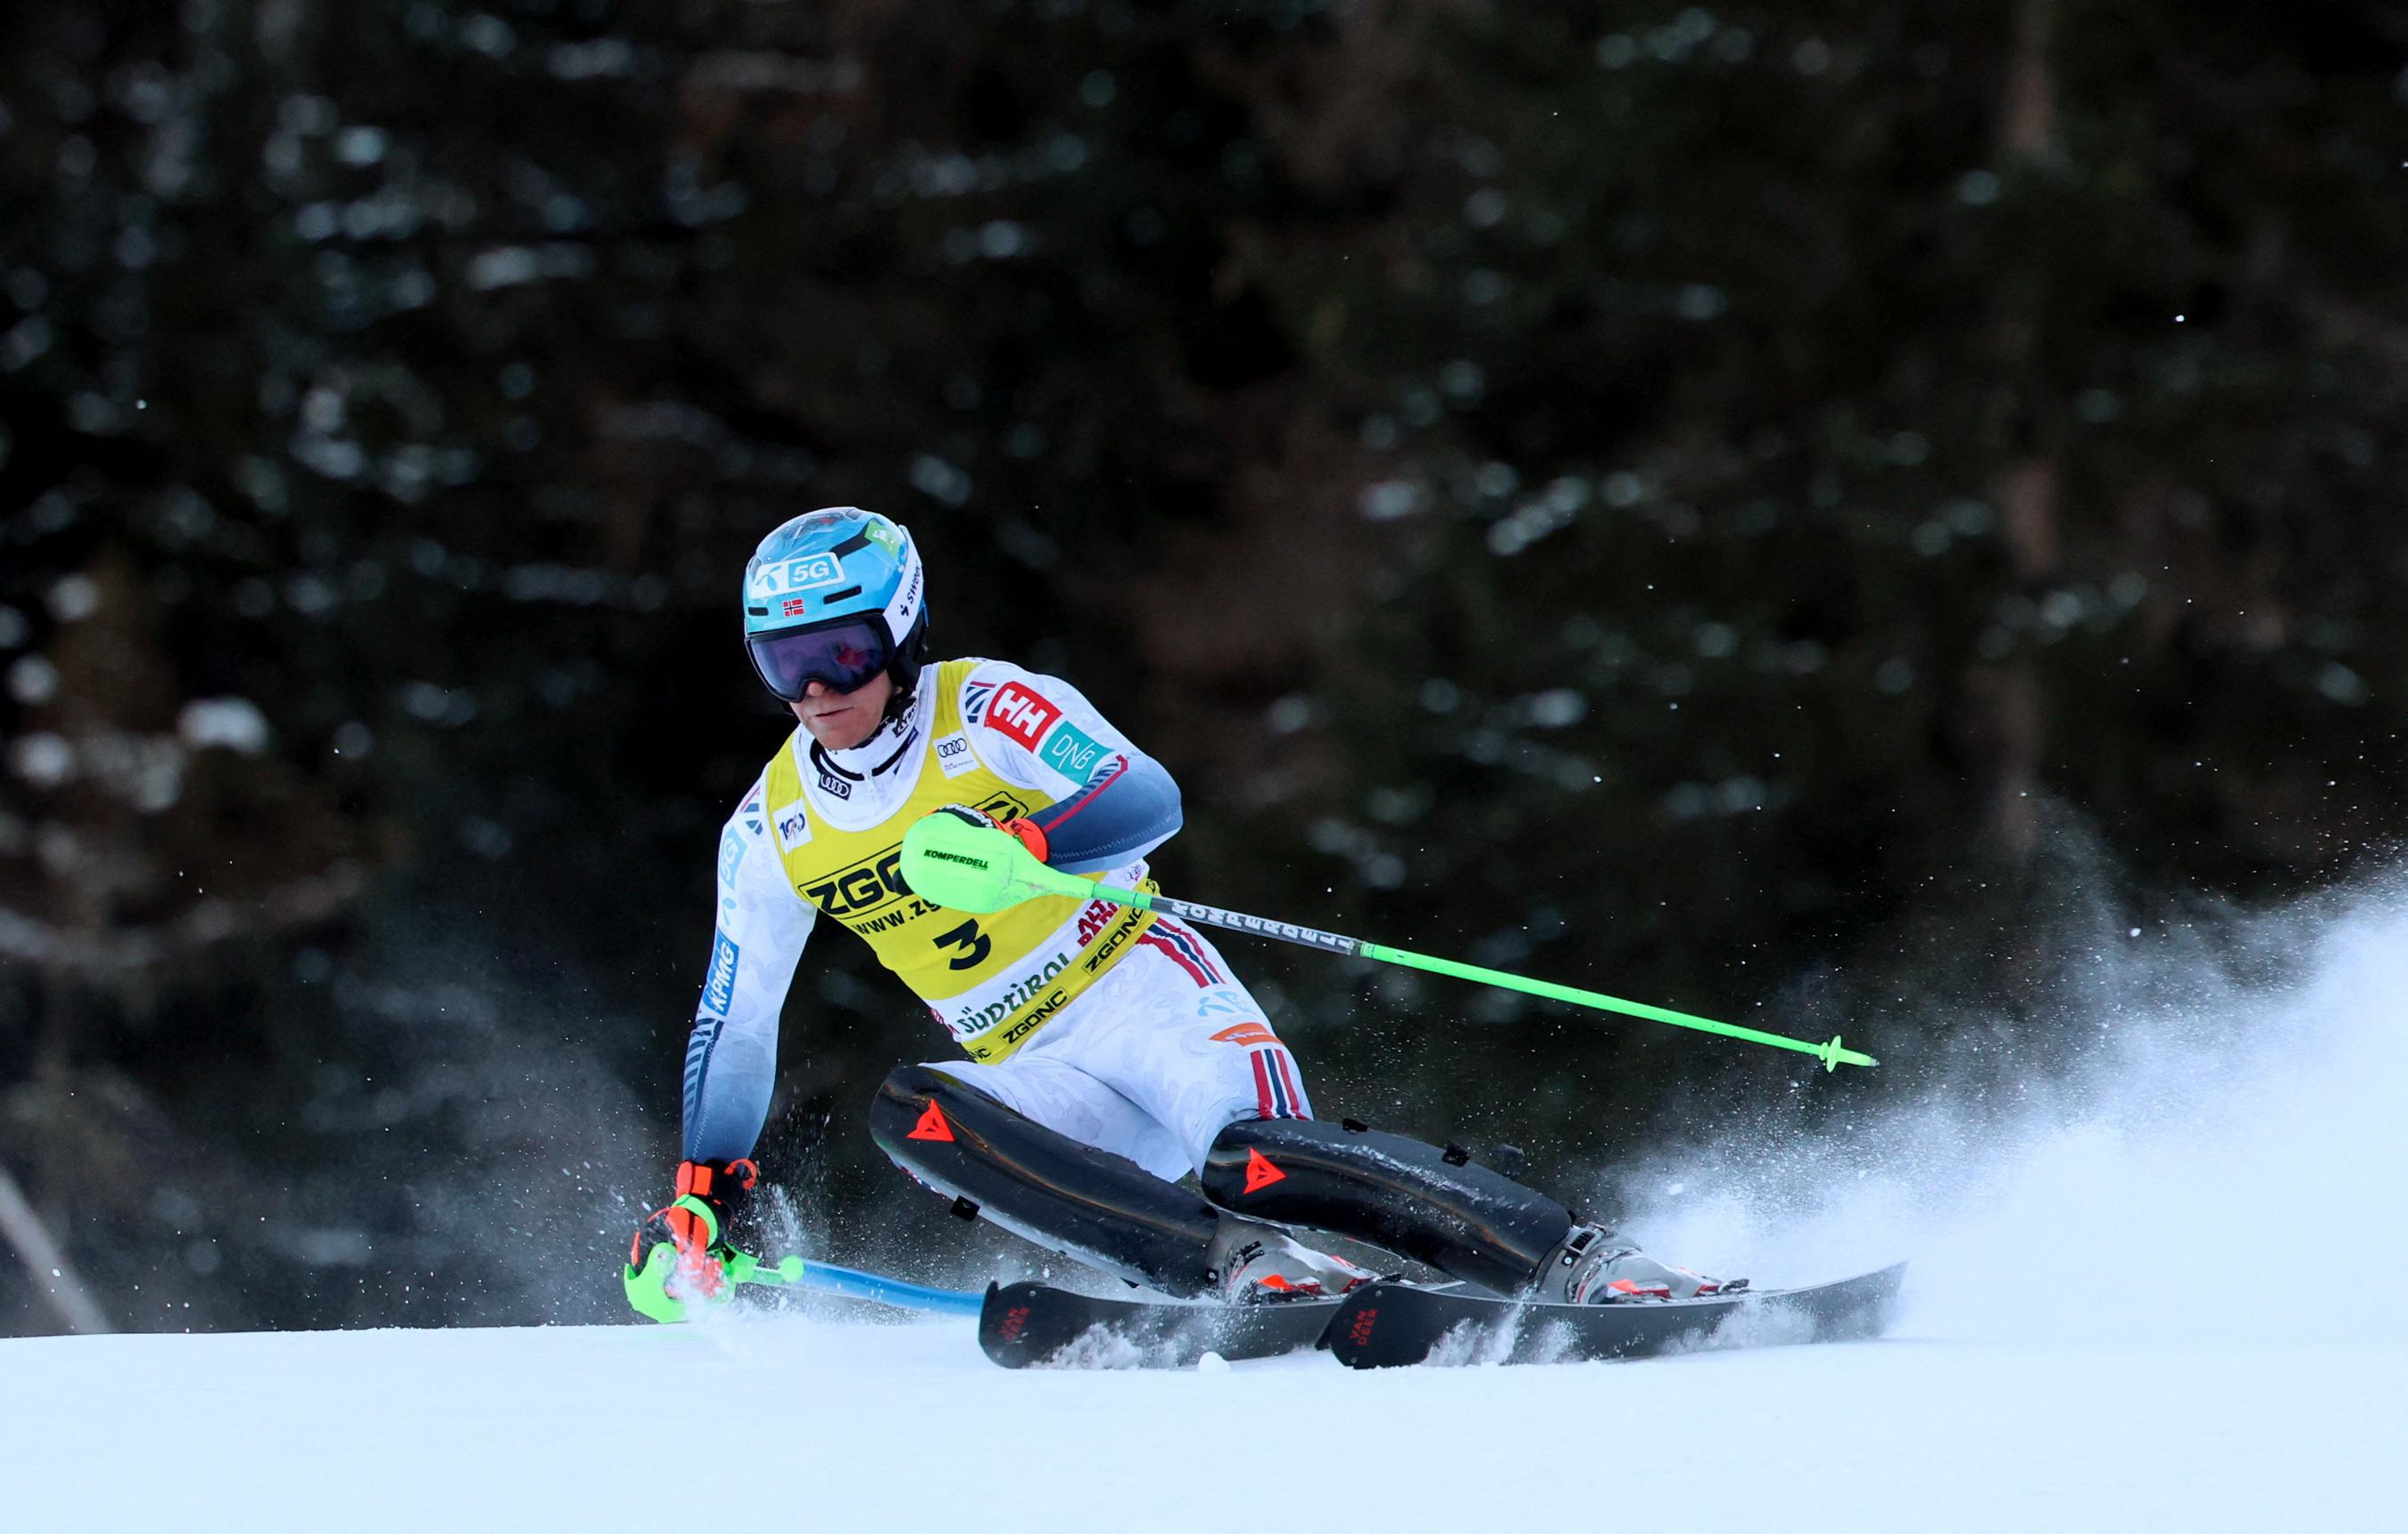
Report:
1535,1223,1744,1304
1206,1219,1373,1303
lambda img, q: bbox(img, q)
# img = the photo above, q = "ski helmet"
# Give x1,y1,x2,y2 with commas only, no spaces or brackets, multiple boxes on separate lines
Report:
740,507,930,707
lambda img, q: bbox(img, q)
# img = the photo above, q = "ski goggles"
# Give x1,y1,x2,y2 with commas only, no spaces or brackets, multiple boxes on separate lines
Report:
747,617,892,701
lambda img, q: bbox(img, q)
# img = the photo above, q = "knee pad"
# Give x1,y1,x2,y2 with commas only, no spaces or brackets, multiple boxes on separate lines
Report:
1201,1117,1572,1296
868,1066,1221,1298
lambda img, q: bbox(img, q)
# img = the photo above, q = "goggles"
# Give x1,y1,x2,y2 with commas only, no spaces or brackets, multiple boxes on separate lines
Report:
747,618,892,701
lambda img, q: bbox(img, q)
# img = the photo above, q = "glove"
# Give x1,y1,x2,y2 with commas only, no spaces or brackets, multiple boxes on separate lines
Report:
936,803,1050,864
624,1157,759,1322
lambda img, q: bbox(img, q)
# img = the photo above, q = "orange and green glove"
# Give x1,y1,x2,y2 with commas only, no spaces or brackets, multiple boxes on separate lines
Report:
624,1158,798,1322
934,803,1050,863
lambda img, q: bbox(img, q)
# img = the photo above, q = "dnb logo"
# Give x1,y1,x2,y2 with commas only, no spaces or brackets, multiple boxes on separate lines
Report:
703,931,740,1016
747,551,845,601
986,682,1060,750
1040,721,1106,779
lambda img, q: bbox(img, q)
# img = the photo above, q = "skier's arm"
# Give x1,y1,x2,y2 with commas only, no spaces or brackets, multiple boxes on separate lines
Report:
961,662,1182,873
1029,748,1182,873
680,782,816,1163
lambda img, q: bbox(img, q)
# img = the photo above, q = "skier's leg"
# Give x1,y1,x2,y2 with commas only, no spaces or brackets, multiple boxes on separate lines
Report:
1110,944,1573,1294
1044,916,1321,1173
1204,1118,1737,1300
1203,1117,1567,1294
1033,919,1375,1298
873,927,1369,1300
1076,923,1720,1300
925,1046,1190,1182
868,1059,1225,1298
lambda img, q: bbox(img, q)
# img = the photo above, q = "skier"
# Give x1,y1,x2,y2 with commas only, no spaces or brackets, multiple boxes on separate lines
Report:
626,507,1730,1315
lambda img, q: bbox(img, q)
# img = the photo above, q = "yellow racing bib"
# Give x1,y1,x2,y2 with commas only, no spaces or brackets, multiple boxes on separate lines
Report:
760,659,1158,1061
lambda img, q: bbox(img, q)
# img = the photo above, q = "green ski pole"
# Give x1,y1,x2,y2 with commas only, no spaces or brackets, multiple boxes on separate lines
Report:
899,813,1876,1072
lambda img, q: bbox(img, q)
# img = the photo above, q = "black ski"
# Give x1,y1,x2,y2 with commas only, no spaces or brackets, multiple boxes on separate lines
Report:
978,1281,1342,1369
1324,1262,1908,1369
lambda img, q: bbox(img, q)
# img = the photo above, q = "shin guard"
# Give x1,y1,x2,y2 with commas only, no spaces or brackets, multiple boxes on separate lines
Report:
868,1066,1220,1298
1202,1118,1572,1296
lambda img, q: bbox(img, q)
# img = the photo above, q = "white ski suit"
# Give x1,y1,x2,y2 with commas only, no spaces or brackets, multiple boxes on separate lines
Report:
682,659,1310,1183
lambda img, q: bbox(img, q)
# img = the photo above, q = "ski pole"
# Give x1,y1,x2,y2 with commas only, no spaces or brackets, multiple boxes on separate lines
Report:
899,814,1876,1072
729,1252,985,1316
628,1247,986,1322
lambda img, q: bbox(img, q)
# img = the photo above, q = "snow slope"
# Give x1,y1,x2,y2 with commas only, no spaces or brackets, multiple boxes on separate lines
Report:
9,889,2407,1532
4,1308,2396,1532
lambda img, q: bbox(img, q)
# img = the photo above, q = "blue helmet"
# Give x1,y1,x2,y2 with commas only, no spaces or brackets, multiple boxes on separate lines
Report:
740,507,930,704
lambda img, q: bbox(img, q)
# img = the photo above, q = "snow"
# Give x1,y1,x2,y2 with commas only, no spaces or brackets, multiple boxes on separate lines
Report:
9,891,2408,1530
4,1311,2393,1530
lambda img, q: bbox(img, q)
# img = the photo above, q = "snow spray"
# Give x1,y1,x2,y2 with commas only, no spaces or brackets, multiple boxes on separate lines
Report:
1606,875,2408,1346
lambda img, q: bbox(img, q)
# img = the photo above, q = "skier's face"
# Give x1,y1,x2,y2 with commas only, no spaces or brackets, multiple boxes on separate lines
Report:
791,669,893,750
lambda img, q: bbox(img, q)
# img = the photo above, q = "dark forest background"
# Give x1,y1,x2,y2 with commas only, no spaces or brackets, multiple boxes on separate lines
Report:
4,0,2404,1334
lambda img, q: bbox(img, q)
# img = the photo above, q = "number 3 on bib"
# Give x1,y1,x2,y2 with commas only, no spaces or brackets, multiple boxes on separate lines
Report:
934,919,992,971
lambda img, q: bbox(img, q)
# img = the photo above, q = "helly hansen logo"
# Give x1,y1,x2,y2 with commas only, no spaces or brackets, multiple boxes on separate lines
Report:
986,682,1060,750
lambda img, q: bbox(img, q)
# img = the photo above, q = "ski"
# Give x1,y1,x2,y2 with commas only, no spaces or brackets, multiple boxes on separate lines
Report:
978,1281,1343,1369
1324,1261,1908,1369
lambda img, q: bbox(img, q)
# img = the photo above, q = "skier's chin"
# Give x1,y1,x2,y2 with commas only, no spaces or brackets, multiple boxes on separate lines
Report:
798,702,878,751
